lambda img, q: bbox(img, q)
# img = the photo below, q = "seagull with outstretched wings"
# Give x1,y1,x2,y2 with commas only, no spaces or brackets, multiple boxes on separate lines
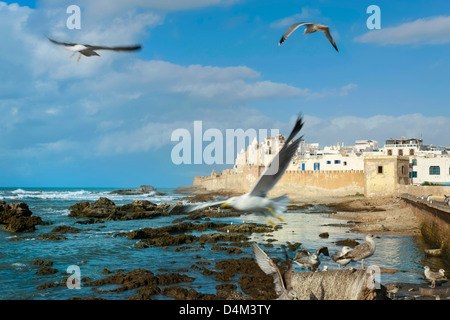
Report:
278,22,338,52
48,38,142,61
179,115,304,226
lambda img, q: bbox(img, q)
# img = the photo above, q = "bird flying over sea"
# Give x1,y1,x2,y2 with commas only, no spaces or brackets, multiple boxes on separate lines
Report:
179,115,305,226
278,22,339,52
48,38,142,62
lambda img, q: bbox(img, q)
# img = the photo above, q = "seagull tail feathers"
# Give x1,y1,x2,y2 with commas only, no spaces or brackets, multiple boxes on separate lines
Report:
270,194,290,216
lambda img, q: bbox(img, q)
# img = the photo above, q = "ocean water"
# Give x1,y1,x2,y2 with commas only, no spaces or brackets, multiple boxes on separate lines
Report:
0,187,448,300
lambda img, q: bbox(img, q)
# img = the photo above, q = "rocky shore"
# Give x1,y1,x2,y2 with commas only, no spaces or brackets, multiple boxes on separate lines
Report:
2,190,447,300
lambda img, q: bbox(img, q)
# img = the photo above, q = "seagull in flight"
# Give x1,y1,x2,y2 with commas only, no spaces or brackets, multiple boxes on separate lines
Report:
252,243,297,300
179,115,304,226
278,22,339,52
48,38,142,62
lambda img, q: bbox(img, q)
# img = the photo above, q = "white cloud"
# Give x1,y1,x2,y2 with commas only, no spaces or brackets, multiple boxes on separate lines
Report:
355,15,450,45
270,8,320,29
303,114,450,147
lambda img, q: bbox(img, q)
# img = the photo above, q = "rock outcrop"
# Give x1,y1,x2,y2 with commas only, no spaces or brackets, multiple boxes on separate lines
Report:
109,185,156,195
0,201,50,232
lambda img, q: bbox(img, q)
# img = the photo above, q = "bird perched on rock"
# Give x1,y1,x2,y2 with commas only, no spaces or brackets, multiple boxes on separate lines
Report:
278,22,339,52
332,246,352,269
48,38,142,62
424,266,447,288
336,235,376,270
385,283,401,299
252,243,297,300
293,247,329,272
178,115,305,226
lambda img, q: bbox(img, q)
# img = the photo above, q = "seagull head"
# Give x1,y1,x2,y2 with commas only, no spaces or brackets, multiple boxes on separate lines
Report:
221,196,238,208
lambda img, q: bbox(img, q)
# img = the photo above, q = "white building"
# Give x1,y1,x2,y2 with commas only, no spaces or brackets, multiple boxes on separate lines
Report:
410,154,450,185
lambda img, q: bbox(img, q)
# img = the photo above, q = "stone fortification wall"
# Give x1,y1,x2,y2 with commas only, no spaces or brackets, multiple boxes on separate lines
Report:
193,167,365,198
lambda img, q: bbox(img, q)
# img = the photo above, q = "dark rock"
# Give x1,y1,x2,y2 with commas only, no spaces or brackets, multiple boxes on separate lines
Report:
36,267,58,275
319,232,330,238
109,185,156,195
51,225,82,234
0,202,49,233
33,260,53,267
335,238,360,247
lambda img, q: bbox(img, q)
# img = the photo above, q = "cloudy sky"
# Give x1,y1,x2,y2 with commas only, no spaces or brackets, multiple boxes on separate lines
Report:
1,0,449,188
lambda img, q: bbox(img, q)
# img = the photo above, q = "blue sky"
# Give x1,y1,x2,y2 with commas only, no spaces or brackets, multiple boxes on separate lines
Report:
1,0,449,188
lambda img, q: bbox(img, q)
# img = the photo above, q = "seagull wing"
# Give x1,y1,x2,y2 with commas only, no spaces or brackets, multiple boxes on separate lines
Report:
339,242,371,260
249,115,304,198
321,27,339,52
278,23,311,45
283,248,294,291
177,200,227,213
316,246,330,257
252,244,285,295
85,44,142,52
48,38,77,47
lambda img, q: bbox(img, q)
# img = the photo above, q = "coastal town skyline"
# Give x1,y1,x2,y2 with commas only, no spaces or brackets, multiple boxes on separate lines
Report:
1,0,450,188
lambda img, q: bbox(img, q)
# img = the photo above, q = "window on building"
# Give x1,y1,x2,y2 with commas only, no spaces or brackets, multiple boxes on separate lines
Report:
429,166,440,175
378,166,383,174
343,161,347,166
301,163,305,171
409,149,414,155
326,161,331,164
410,171,417,178
401,165,407,175
387,149,393,156
334,160,341,164
398,149,403,156
314,163,320,170
412,159,417,166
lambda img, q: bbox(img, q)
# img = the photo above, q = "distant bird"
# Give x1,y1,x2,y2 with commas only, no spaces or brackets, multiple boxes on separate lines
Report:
332,246,352,269
424,266,446,288
278,22,339,52
48,38,142,62
252,243,297,300
336,234,376,270
293,246,329,272
179,115,305,226
385,284,401,299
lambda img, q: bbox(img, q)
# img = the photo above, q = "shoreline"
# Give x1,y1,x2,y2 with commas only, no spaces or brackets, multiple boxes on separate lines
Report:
176,187,422,236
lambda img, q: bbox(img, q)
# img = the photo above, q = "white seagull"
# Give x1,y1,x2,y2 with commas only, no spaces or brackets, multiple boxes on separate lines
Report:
252,243,297,300
293,246,329,272
424,266,447,288
332,246,352,269
179,115,305,226
335,235,376,270
48,38,142,62
278,22,339,52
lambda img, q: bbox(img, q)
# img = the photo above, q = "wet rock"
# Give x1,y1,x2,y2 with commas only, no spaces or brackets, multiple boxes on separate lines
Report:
319,232,330,238
51,225,82,234
36,267,58,275
335,238,360,247
161,286,216,300
33,260,53,267
110,185,156,195
0,202,50,233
